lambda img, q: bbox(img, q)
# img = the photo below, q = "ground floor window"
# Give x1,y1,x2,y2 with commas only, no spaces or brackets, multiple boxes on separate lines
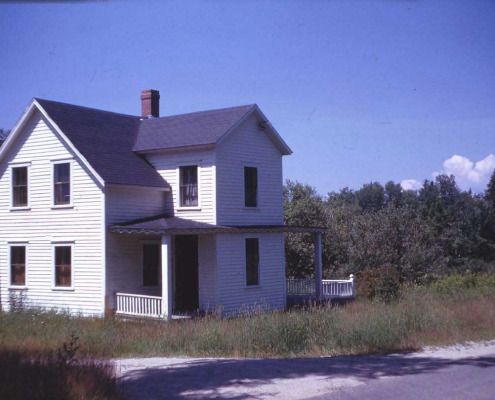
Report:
245,238,260,286
143,243,161,286
10,245,26,286
54,245,72,287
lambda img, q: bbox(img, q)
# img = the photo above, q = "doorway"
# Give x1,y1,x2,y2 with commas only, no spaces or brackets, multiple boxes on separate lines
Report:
174,235,199,312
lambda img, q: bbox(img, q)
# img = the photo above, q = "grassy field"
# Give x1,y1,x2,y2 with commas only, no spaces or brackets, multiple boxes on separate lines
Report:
1,276,494,399
1,280,495,359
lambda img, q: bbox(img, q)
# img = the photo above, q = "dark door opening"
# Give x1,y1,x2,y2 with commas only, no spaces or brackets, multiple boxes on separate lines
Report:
174,235,199,313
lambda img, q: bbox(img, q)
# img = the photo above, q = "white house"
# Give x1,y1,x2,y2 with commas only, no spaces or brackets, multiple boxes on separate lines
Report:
0,90,331,318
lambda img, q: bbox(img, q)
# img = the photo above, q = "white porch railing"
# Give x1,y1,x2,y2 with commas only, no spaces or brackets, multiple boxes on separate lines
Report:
287,275,355,299
115,293,162,318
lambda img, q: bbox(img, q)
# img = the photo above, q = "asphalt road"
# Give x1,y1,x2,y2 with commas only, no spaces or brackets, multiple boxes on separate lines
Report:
310,353,495,400
116,342,495,399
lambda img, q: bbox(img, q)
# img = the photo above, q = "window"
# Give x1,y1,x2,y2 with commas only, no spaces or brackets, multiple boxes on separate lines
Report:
54,162,71,205
245,238,260,286
244,167,258,207
10,246,26,286
143,244,160,287
179,166,198,207
12,166,28,207
54,246,72,287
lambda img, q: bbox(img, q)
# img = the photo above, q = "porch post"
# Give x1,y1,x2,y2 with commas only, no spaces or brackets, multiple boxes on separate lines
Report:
161,234,173,319
314,232,323,301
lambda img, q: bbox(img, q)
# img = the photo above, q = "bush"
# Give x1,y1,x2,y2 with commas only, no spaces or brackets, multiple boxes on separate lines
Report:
356,266,401,302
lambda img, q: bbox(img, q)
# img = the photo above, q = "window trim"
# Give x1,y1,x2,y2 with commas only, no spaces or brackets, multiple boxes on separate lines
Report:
9,162,31,211
176,164,201,211
51,159,74,209
52,242,74,291
8,242,29,290
243,165,259,209
142,240,162,288
244,236,261,288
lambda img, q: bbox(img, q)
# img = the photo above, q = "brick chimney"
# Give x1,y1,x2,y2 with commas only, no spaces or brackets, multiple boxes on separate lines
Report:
140,89,160,118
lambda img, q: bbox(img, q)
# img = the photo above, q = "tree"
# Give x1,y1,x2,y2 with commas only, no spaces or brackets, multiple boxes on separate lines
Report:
0,128,10,144
485,169,495,209
284,180,327,278
355,182,385,212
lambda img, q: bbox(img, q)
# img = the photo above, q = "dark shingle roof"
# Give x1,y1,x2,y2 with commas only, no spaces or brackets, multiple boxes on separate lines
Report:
35,99,168,188
134,104,255,152
34,99,285,188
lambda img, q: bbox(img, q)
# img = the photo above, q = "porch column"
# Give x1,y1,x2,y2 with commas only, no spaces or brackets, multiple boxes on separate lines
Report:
161,234,173,319
314,232,323,301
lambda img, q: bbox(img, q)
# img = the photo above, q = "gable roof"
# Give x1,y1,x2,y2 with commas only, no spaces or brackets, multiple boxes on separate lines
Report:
135,104,292,155
35,99,169,188
2,97,291,188
135,104,255,152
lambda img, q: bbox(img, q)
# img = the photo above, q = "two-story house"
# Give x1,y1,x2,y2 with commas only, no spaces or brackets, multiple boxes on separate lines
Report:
0,90,325,318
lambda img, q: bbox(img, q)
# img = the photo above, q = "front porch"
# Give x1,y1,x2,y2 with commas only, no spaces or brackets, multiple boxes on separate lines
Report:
109,214,342,319
115,276,356,318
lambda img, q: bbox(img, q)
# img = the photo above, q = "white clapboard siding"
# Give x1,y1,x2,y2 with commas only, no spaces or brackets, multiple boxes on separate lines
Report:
198,234,217,312
146,149,216,224
216,113,284,226
105,186,166,225
0,111,104,315
216,232,286,315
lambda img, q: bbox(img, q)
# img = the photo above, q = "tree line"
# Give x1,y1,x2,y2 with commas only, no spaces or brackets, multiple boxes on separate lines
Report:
284,172,495,284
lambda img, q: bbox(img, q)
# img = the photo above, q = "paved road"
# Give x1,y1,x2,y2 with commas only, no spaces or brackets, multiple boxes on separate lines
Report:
310,353,495,400
116,342,495,399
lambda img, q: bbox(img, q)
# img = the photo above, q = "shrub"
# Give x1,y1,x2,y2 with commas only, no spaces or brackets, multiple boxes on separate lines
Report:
356,265,401,302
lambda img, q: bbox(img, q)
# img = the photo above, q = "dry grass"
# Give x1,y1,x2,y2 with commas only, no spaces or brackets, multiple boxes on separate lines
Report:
0,345,119,400
1,286,494,360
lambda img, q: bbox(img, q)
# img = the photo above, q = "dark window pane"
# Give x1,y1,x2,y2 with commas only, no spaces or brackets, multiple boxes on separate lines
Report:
54,163,71,205
13,167,28,207
143,244,160,286
180,166,198,206
245,238,259,286
55,246,72,287
11,246,26,286
244,167,258,207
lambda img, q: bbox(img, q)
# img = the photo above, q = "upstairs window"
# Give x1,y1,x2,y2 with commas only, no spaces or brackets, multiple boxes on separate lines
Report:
179,166,198,207
244,167,258,207
12,166,28,207
245,238,260,286
10,246,26,286
54,246,72,287
54,163,71,205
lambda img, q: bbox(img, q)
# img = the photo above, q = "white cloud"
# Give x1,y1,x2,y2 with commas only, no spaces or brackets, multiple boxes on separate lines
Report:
400,179,422,191
401,154,495,193
434,154,495,191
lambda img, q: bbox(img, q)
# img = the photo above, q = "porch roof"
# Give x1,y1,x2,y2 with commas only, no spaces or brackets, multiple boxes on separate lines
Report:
108,214,325,235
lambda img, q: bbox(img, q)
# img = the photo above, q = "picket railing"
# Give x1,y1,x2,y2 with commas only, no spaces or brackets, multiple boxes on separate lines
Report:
115,293,162,318
286,275,354,299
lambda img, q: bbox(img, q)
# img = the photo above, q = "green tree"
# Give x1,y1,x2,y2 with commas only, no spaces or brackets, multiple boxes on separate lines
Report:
355,182,385,212
284,180,327,278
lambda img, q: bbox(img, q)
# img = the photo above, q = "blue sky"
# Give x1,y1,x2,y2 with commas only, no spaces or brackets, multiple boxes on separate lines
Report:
1,0,494,194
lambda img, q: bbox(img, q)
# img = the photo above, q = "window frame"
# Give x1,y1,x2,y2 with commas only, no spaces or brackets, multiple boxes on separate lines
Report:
51,159,73,208
243,165,259,208
177,164,201,210
244,236,261,287
52,243,74,291
142,240,162,288
9,162,31,210
8,242,28,289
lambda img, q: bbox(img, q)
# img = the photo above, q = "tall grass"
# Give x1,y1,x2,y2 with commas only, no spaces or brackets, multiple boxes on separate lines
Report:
1,284,494,359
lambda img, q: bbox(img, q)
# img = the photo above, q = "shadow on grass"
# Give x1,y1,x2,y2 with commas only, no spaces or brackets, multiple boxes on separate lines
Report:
117,353,495,400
